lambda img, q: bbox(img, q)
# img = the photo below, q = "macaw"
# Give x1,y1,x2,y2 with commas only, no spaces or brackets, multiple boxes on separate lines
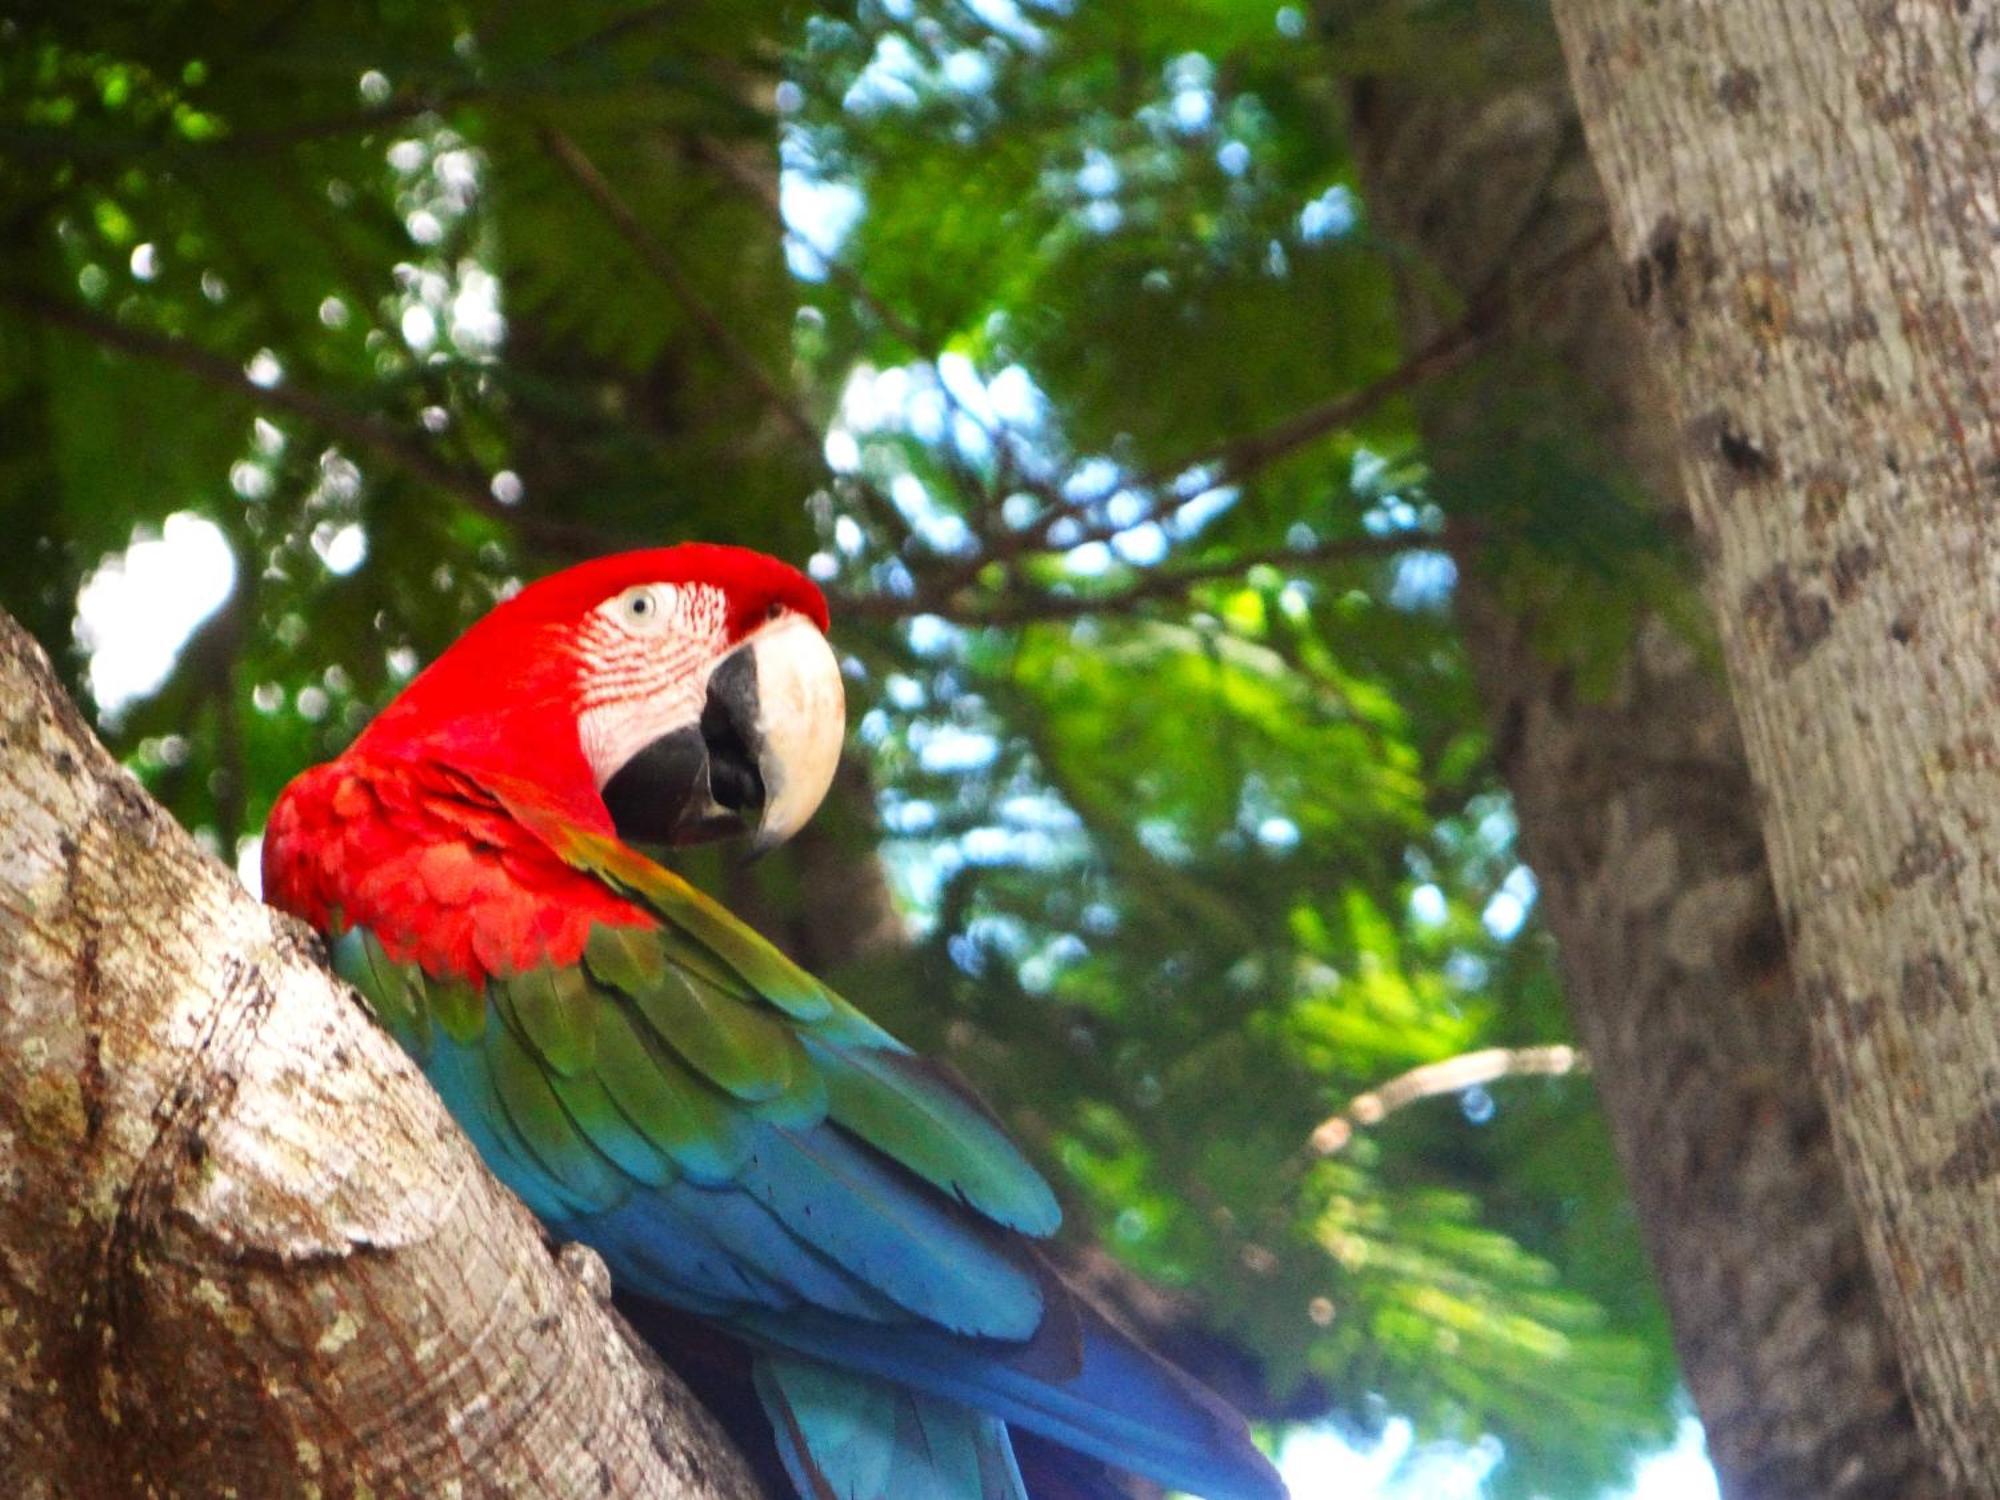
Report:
263,544,1287,1500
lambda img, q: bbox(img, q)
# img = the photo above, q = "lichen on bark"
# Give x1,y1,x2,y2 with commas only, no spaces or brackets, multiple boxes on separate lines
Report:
1353,33,1949,1495
1555,0,2000,1484
0,608,761,1499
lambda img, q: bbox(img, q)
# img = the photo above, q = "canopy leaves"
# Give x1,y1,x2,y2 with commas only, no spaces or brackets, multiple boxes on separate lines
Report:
1,2,1691,1493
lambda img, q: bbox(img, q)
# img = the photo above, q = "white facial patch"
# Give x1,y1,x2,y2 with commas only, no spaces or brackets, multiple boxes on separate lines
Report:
575,582,730,787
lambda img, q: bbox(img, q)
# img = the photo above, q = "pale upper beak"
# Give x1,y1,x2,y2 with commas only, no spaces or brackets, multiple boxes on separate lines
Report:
598,612,845,853
741,613,846,853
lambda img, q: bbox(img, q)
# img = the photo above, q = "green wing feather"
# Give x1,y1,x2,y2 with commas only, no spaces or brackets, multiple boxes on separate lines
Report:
332,781,1063,1253
584,926,814,1106
520,809,1061,1235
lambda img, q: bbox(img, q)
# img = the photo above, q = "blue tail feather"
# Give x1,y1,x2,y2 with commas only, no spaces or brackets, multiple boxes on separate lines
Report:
737,1297,1286,1500
587,1179,911,1324
755,1354,1028,1500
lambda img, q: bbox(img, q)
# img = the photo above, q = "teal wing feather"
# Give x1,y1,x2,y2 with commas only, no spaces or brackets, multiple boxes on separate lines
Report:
327,804,1062,1335
755,1353,1028,1500
330,794,1286,1500
481,778,1063,1237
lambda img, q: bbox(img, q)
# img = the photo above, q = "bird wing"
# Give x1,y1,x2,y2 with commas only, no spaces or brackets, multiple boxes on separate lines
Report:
327,762,1283,1500
332,763,1059,1342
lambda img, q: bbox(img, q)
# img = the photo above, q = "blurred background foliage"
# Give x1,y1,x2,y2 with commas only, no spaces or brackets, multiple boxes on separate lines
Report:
0,1,1696,1494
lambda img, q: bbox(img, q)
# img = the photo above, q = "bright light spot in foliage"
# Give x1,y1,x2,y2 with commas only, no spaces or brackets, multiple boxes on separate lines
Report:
961,0,1047,50
400,303,438,350
1482,864,1539,939
824,426,861,473
229,460,272,501
1300,184,1358,243
1077,149,1121,199
1166,53,1215,133
1279,1417,1503,1499
76,512,237,717
129,242,159,280
1409,883,1448,926
1629,1417,1721,1500
312,521,367,575
942,49,994,94
1256,816,1301,851
842,34,925,115
987,365,1045,428
245,348,283,388
781,168,864,279
1111,523,1168,565
450,264,505,353
914,723,997,773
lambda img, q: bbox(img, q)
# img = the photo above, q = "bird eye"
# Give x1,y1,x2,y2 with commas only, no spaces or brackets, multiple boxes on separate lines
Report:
612,585,672,632
766,601,786,622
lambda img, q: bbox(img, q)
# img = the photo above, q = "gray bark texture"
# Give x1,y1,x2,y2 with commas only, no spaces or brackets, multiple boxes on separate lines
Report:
0,609,762,1499
1552,0,2000,1488
1351,25,1950,1498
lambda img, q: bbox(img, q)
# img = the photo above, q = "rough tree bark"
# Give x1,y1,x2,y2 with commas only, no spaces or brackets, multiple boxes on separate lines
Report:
1349,28,1950,1497
0,610,760,1499
1552,0,2000,1487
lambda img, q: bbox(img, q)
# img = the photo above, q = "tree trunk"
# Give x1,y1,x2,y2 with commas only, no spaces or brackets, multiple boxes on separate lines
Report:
1351,31,1950,1498
1551,0,2000,1487
0,610,761,1499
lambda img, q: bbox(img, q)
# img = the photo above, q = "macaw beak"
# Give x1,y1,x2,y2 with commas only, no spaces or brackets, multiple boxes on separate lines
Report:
601,613,845,853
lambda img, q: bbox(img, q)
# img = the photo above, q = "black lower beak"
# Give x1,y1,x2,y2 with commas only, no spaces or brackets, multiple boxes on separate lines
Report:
601,649,766,848
699,656,765,818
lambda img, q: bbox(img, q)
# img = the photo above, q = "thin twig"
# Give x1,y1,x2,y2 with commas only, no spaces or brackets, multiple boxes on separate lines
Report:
1,285,490,497
14,9,685,165
548,130,931,552
541,126,823,451
832,527,1452,626
685,134,1055,510
0,284,606,556
1308,1045,1588,1155
686,136,934,356
1020,224,1616,551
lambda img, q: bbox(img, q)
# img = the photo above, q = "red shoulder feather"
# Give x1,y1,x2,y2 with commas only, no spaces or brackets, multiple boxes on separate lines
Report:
264,756,650,984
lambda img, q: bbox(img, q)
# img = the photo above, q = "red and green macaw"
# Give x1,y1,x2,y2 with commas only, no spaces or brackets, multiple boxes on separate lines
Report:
264,545,1286,1500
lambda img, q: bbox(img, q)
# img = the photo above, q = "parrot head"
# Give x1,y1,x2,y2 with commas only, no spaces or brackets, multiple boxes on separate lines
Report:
356,544,843,853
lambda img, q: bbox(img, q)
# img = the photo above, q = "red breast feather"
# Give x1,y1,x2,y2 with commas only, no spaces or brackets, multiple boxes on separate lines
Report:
264,757,650,984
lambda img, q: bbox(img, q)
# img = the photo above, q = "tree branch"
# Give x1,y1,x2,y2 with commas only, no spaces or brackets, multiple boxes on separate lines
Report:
832,528,1459,626
540,127,823,453
1308,1045,1588,1154
0,608,761,1499
0,284,607,558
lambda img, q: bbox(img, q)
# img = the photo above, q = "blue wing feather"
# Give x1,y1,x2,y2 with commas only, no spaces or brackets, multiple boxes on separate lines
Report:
756,1354,1029,1500
331,786,1286,1500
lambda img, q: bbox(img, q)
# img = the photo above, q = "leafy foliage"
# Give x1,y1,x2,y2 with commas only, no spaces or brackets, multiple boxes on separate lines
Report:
0,1,1689,1494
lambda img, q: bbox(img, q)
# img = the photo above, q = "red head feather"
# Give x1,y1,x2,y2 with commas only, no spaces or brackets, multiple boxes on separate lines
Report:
353,545,827,829
265,546,831,981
